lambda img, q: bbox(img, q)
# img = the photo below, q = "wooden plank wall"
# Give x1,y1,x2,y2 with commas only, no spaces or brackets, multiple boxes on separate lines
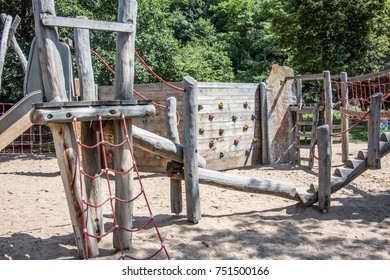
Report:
98,82,262,172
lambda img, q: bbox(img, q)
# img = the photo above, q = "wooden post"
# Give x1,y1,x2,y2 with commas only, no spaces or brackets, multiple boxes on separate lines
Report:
317,125,331,212
0,14,12,90
340,72,349,162
74,19,102,257
368,92,383,169
113,0,137,249
183,76,201,223
260,82,270,164
165,97,183,214
296,76,303,107
32,0,86,258
323,71,333,136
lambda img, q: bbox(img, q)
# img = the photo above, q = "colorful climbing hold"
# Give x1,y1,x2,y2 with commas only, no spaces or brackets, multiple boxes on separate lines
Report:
252,137,258,143
219,152,225,158
199,128,205,135
142,117,148,124
219,128,224,136
155,131,161,136
232,115,238,122
251,114,257,121
218,102,224,110
198,104,204,111
234,139,240,146
208,114,215,121
243,125,249,132
243,102,249,109
209,140,215,148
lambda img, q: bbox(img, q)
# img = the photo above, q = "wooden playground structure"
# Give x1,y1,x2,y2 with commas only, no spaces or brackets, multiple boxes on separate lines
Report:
1,0,390,260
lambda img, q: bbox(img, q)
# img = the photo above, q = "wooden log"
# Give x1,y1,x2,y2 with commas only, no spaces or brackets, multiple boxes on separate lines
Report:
296,77,303,107
164,97,183,214
340,72,349,162
166,167,300,201
113,0,137,250
74,21,103,253
42,15,134,33
132,125,207,167
317,125,331,212
368,92,383,169
183,76,201,223
323,71,333,145
32,0,88,258
0,14,27,72
0,14,12,91
260,82,270,164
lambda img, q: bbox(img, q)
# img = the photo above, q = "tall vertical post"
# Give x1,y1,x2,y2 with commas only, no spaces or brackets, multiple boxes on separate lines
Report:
165,97,183,214
340,72,349,162
74,18,101,257
183,76,201,223
296,76,303,107
317,125,331,213
260,82,270,164
113,0,137,249
0,14,12,90
32,0,86,258
323,71,333,158
368,92,383,169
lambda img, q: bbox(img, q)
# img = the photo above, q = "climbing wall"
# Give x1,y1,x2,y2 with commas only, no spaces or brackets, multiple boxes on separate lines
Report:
99,82,262,172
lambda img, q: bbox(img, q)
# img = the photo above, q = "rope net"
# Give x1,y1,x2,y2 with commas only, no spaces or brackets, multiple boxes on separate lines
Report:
72,115,170,260
334,72,390,120
1,103,54,154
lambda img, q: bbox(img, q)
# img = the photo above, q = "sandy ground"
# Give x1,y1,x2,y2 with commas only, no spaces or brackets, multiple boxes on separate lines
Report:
0,142,389,260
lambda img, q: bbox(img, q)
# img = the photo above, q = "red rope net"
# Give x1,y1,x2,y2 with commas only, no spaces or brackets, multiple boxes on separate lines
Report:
1,103,54,154
334,72,390,120
72,114,170,260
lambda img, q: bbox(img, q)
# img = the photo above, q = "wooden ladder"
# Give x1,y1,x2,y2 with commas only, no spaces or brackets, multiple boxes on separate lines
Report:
295,104,319,169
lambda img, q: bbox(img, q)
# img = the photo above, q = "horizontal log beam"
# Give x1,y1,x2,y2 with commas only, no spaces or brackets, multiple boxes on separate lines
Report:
41,16,134,33
167,167,299,201
132,125,207,168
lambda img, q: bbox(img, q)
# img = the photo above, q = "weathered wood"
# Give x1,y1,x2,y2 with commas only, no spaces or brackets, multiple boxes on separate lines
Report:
32,0,87,258
42,15,134,33
317,125,331,212
367,92,383,169
323,71,333,138
340,72,349,162
74,22,103,252
0,14,27,72
260,82,270,164
166,167,300,201
31,104,155,124
0,14,12,90
113,0,137,250
296,77,303,107
8,15,21,47
348,69,390,82
285,73,324,81
183,76,201,223
165,97,183,214
132,125,206,167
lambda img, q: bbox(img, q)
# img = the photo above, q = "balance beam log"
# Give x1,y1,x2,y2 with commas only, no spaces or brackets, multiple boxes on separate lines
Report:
167,166,300,201
132,125,207,168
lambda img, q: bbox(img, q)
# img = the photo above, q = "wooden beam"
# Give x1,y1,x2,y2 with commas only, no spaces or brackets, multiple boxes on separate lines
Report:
74,20,102,256
285,73,324,81
348,69,390,82
32,0,87,259
183,76,201,223
317,125,332,212
165,97,183,214
167,167,300,201
41,15,133,33
368,92,383,169
260,82,270,164
0,14,12,90
0,14,27,72
340,72,349,162
113,0,137,250
132,125,207,168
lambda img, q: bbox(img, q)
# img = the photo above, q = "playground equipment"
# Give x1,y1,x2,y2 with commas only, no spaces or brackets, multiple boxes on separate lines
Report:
1,0,390,260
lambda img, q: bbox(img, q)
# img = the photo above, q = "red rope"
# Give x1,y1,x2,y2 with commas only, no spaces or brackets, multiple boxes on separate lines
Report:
72,115,170,260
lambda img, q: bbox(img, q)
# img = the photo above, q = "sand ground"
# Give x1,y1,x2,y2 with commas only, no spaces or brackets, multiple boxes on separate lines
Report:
0,142,389,260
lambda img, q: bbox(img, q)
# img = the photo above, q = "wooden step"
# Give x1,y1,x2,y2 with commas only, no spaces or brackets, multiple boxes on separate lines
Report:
297,121,315,126
357,149,368,159
380,132,390,142
345,158,366,169
334,166,354,178
296,144,312,149
296,132,314,138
